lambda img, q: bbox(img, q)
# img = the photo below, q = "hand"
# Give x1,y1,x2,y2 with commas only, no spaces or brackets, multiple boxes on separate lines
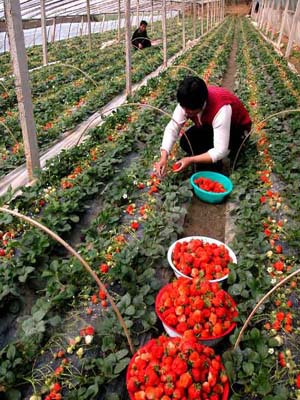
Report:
174,157,192,172
154,158,167,177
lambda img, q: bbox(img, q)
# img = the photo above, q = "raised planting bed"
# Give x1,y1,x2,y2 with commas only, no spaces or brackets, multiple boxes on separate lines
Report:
222,17,300,400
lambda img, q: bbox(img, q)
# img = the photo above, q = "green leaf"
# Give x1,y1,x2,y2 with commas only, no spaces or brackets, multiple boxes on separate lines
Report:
70,215,80,223
85,382,99,397
229,283,244,296
105,394,120,400
255,373,272,395
125,305,135,315
274,385,289,399
224,360,235,380
115,349,129,360
147,311,157,325
4,388,21,400
114,357,130,374
227,268,236,284
250,328,261,340
242,362,254,376
33,309,48,322
6,345,16,361
48,315,61,326
268,338,282,347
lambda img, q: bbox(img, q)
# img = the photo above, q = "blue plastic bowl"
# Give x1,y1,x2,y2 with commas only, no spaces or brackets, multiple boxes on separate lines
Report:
190,171,233,204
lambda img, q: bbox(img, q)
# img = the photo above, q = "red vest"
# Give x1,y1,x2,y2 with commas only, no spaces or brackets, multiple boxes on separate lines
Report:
194,86,252,130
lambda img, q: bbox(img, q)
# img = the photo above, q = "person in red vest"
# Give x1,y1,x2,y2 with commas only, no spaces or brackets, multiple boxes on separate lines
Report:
154,76,252,177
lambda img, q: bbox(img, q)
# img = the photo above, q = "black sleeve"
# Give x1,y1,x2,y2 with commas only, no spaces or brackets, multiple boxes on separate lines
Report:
131,29,139,41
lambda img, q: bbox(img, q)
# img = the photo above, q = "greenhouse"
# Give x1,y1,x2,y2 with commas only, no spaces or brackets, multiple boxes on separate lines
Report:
0,0,299,399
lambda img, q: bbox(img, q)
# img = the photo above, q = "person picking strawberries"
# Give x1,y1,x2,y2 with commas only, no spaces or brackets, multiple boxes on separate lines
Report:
154,76,252,177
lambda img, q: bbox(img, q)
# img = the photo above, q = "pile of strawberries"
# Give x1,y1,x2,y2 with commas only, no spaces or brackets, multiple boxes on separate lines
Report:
194,177,226,193
172,239,232,281
156,278,238,339
126,335,229,400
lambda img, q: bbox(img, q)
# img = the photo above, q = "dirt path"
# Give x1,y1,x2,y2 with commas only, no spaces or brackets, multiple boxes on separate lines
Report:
182,26,238,242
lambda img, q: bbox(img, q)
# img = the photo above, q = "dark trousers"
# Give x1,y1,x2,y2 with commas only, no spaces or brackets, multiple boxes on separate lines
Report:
179,124,248,168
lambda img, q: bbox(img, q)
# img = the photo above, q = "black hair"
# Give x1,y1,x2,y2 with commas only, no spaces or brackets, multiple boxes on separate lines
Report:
177,76,208,110
140,20,148,26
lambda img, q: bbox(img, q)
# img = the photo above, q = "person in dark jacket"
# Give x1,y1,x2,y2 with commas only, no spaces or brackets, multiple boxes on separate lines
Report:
154,76,252,176
131,20,151,50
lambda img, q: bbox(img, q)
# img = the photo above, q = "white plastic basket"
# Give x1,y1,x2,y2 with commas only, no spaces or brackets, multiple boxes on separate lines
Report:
161,321,233,347
167,236,237,283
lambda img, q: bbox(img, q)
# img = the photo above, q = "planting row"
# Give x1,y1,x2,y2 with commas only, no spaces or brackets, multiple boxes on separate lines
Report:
222,17,300,400
0,17,211,179
0,18,235,399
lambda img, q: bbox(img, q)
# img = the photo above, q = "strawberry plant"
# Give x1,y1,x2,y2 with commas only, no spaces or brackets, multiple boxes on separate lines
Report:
222,17,300,399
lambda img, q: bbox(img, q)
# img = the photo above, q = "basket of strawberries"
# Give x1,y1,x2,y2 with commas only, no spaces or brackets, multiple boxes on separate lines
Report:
155,277,238,347
126,335,230,400
190,171,233,204
167,236,237,283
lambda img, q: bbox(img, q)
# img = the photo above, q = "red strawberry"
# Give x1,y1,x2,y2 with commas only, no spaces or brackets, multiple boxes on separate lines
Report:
172,162,181,172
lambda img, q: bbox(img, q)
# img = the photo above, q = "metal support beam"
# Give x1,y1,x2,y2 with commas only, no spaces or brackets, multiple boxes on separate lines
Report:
40,0,48,66
51,16,56,42
118,0,121,42
125,0,132,96
4,0,40,180
86,0,92,50
271,0,281,41
151,0,154,33
207,1,210,31
80,15,84,36
285,0,300,58
136,0,140,26
193,0,196,39
162,0,167,67
277,0,289,47
266,0,275,35
201,0,204,35
182,0,186,49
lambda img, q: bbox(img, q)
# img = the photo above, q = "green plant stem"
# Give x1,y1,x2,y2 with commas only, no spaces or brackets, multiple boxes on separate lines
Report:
0,120,18,145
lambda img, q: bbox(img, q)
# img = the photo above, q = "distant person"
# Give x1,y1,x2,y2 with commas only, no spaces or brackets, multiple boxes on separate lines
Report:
154,76,252,177
131,20,151,50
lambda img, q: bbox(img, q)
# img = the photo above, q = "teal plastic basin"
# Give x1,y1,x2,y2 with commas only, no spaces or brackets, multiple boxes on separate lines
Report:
190,171,233,204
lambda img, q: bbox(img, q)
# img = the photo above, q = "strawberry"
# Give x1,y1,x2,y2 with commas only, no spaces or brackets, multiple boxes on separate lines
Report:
172,162,181,172
134,391,146,400
99,263,109,273
171,357,188,375
85,326,95,335
188,383,201,399
178,372,192,388
296,374,300,389
98,290,107,300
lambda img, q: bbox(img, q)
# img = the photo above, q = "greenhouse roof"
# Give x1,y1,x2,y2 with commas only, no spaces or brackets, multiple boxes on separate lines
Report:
0,0,203,19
